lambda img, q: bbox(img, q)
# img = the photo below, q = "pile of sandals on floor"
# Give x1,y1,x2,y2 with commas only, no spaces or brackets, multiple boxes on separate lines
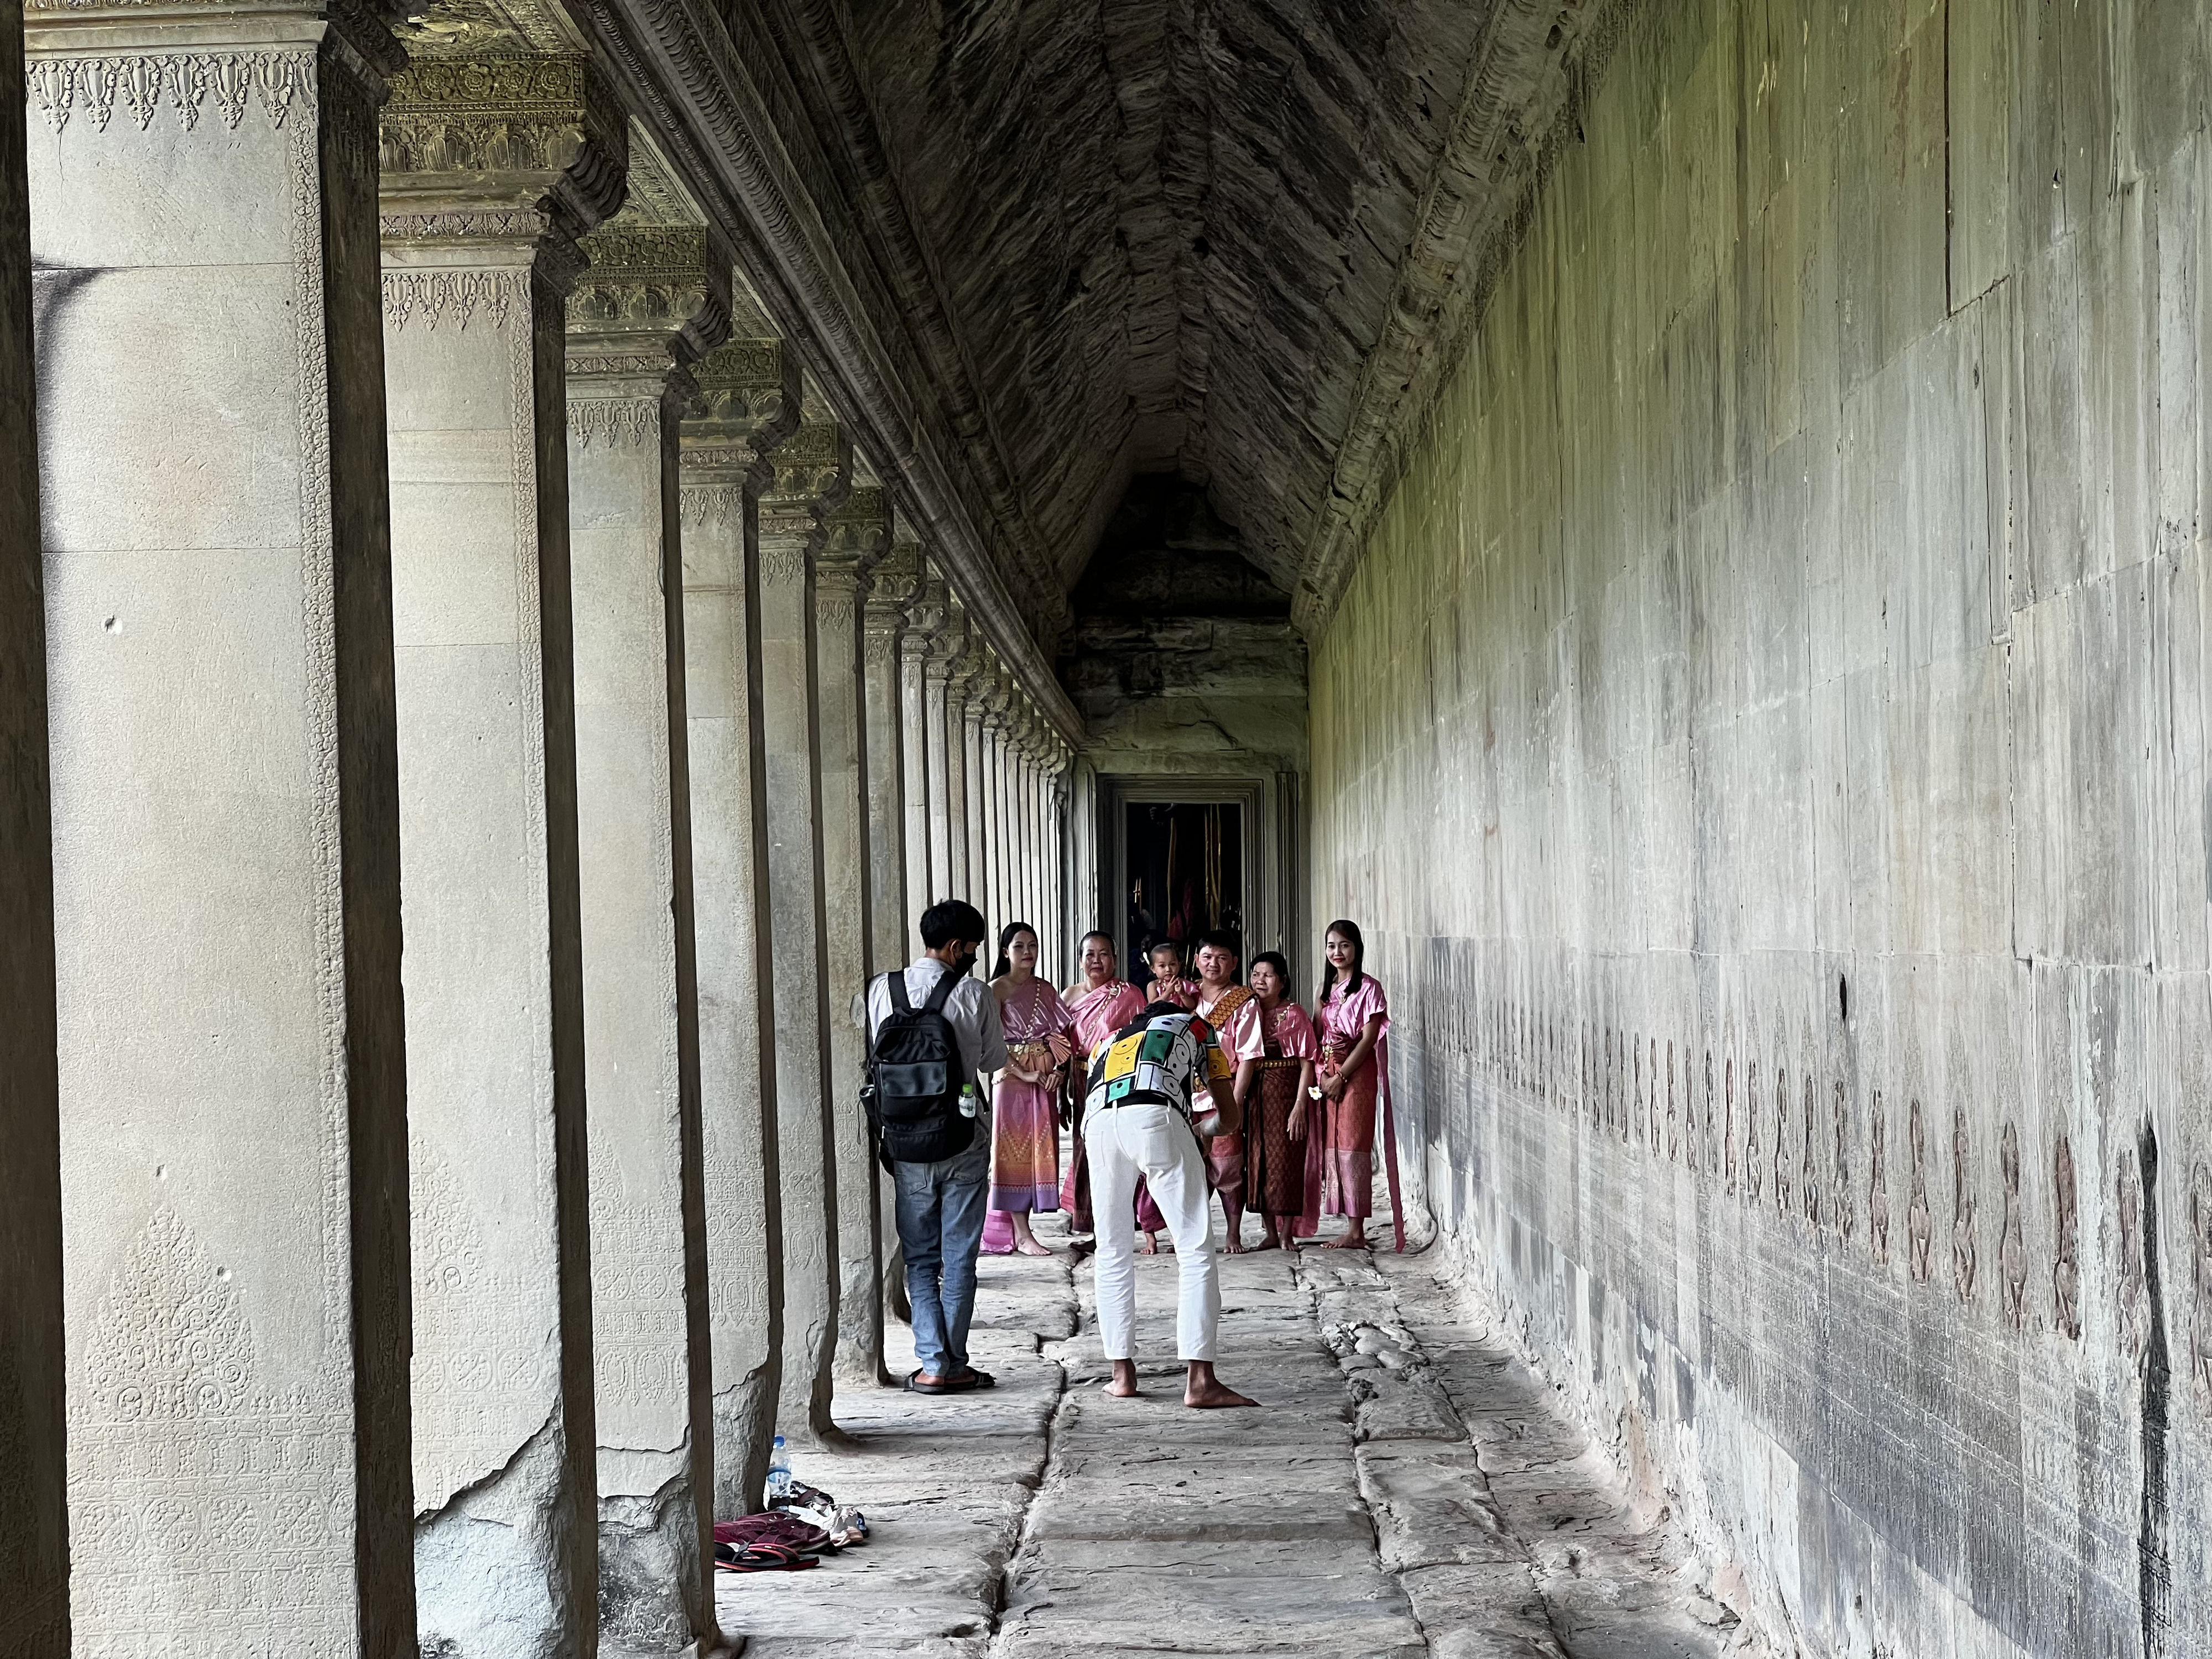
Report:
713,1480,869,1574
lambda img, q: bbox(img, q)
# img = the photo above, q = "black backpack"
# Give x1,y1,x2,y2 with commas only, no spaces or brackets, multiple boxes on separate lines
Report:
863,968,975,1166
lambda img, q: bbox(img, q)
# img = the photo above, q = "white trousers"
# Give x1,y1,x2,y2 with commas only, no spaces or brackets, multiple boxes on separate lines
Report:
1088,1102,1219,1361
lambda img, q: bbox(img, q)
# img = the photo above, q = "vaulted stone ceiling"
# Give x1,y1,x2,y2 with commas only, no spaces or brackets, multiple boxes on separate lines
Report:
810,0,1582,609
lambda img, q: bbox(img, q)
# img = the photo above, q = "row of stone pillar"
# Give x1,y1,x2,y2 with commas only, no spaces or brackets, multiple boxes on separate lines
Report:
1,5,1072,1655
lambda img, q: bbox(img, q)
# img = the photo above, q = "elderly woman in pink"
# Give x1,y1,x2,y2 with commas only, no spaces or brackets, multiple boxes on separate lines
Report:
1057,931,1169,1249
1316,919,1404,1250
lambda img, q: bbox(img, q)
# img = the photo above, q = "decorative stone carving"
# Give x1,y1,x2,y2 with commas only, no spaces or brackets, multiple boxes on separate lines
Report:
760,422,854,581
2119,1152,2149,1366
2054,1134,2080,1338
1870,1093,1891,1267
2000,1125,2027,1330
1907,1100,1933,1284
1773,1067,1791,1220
571,223,731,367
1951,1109,1976,1303
1833,1083,1852,1241
1802,1073,1820,1228
380,54,626,266
681,336,802,513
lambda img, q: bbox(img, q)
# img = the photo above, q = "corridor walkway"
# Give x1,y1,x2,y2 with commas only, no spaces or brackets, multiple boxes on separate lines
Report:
721,1212,1743,1657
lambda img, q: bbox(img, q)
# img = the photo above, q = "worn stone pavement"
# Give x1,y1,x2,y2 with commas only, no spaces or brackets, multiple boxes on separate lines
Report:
719,1205,1749,1657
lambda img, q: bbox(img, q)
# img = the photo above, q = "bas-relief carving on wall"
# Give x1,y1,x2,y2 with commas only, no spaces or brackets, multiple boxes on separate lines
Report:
1802,1073,1819,1229
2054,1135,2082,1339
2189,1161,2212,1396
1833,1083,1851,1242
1907,1099,1933,1284
1870,1092,1890,1266
2120,1152,2150,1368
2001,1124,2027,1331
1952,1109,1977,1303
1774,1067,1792,1221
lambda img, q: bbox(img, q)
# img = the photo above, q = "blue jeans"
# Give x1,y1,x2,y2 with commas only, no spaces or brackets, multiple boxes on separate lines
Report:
891,1132,991,1379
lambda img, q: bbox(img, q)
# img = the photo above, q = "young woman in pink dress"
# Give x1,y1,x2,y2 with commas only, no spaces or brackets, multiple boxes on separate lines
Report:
1057,931,1168,1250
1316,919,1404,1250
980,922,1073,1256
1243,951,1319,1249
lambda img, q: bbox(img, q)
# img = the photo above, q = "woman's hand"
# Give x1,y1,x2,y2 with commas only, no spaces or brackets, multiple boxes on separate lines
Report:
1288,1103,1307,1141
1321,1071,1347,1101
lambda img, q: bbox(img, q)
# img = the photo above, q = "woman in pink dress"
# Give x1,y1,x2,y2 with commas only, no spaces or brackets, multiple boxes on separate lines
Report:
1243,951,1319,1249
980,922,1073,1257
1316,919,1404,1251
1057,931,1168,1249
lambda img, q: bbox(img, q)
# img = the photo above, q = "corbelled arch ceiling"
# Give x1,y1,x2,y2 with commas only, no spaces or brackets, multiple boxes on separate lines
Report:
414,0,1610,711
784,0,1608,626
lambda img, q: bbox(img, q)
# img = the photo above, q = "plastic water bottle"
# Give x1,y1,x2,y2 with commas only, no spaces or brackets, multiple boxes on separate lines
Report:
958,1082,980,1119
766,1433,792,1502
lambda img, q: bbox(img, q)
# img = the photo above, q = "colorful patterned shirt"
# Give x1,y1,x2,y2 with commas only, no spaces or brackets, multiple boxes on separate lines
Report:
1082,1009,1231,1120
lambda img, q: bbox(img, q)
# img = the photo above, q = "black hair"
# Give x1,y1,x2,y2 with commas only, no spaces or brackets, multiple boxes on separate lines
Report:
1318,919,1365,1007
1194,928,1241,959
1078,929,1115,952
1147,937,1183,959
1142,1000,1187,1019
989,920,1037,980
920,899,987,951
1249,951,1291,994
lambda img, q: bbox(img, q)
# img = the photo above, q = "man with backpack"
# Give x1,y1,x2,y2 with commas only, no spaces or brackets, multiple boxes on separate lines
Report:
861,899,1006,1394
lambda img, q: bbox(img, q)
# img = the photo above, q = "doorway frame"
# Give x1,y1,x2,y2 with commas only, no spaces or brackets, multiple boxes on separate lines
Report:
1094,772,1305,991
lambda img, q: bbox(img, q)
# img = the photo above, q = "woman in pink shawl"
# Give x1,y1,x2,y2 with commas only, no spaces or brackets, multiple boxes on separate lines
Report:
1316,919,1404,1250
980,922,1073,1256
1057,931,1169,1250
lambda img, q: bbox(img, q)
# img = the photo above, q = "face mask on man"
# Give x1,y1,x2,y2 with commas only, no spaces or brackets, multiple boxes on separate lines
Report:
952,947,978,978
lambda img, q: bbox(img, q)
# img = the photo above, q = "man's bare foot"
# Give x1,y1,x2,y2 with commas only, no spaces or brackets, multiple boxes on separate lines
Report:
1182,1361,1258,1409
1102,1359,1141,1398
1252,1232,1280,1251
1222,1238,1245,1255
1138,1233,1159,1255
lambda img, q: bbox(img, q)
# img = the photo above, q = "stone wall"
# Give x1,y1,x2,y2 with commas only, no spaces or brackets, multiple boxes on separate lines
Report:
1310,2,2212,1653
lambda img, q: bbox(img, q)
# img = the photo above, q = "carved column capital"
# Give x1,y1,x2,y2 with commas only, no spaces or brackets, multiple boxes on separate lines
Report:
758,422,852,587
379,53,629,291
565,226,729,455
921,580,963,680
680,338,800,516
569,224,732,371
815,484,889,638
27,0,408,107
865,542,922,667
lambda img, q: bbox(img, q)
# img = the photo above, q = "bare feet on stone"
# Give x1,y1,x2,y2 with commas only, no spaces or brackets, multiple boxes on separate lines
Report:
1138,1233,1159,1255
1182,1360,1258,1409
1102,1359,1141,1398
1324,1225,1370,1249
1015,1239,1053,1257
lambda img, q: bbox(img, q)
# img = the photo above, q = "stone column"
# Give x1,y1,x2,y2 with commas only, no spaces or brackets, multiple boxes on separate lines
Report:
817,486,888,1387
378,52,625,1657
757,422,852,1439
29,0,414,1648
899,571,944,917
941,603,977,902
864,542,920,970
978,682,1004,931
959,648,990,920
681,338,799,1516
925,587,965,902
0,7,65,1643
567,223,730,1653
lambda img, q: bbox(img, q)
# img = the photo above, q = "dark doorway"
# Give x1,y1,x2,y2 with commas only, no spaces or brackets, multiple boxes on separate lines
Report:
1123,802,1243,983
